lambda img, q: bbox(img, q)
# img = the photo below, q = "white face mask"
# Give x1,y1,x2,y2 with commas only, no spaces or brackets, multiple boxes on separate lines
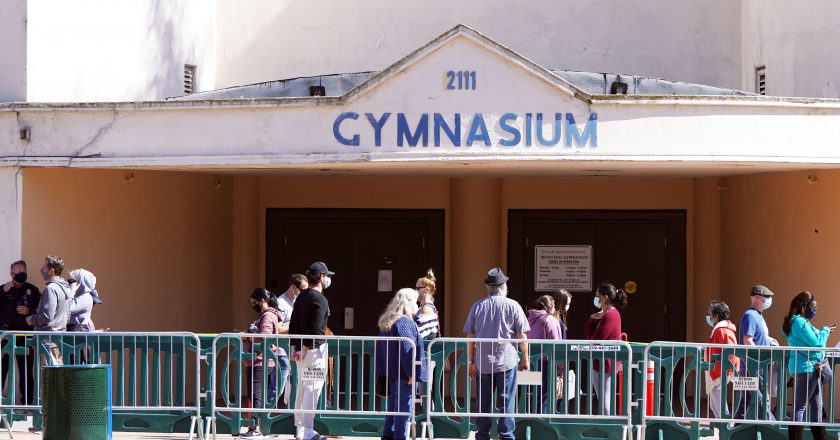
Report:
763,297,772,310
322,276,332,290
706,315,715,327
411,303,419,315
564,304,571,312
593,296,602,309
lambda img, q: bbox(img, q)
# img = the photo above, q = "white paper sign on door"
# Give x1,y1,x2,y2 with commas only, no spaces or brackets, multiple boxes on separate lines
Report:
535,245,593,291
378,270,393,292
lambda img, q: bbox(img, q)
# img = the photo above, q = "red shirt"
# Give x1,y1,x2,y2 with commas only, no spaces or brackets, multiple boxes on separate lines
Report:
585,307,623,372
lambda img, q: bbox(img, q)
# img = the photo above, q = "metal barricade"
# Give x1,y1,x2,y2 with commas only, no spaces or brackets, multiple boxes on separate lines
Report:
641,341,840,440
0,331,204,439
424,337,634,440
207,333,418,439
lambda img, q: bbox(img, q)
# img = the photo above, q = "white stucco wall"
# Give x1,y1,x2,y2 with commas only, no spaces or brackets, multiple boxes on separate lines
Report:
741,0,840,98
215,0,742,90
26,0,216,102
0,0,27,102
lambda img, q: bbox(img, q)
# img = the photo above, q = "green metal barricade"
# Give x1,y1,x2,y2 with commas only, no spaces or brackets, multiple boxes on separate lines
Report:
0,331,203,439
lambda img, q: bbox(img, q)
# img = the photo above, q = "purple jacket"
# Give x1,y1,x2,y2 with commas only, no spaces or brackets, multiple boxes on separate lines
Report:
526,310,563,340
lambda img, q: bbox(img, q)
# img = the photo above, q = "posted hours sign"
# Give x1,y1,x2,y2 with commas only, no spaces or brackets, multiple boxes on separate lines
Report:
534,245,593,292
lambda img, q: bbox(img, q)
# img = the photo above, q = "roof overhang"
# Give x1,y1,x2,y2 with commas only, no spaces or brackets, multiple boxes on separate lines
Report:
2,25,840,178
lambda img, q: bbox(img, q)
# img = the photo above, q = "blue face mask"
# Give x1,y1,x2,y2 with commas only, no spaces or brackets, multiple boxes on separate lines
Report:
763,297,773,310
805,309,817,320
706,315,715,327
593,296,602,309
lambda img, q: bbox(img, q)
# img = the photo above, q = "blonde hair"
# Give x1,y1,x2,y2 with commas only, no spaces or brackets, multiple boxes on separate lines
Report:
416,269,437,296
378,288,419,332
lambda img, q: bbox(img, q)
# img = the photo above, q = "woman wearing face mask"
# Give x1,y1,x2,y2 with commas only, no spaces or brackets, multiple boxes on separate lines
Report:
242,288,289,438
414,269,440,340
704,300,739,420
375,288,427,440
584,282,628,416
782,291,836,440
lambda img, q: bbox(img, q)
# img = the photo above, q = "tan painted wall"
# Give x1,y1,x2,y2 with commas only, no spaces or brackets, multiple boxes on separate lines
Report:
21,168,233,333
721,170,840,347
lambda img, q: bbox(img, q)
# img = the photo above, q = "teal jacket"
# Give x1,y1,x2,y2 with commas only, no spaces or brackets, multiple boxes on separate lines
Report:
783,315,830,374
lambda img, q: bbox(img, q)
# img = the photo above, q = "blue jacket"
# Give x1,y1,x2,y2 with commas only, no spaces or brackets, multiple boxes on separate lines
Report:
783,314,830,374
375,315,428,382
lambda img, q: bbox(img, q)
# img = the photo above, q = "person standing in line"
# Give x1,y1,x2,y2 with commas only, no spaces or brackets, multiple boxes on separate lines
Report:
552,289,572,340
242,288,285,438
735,284,778,421
414,269,440,340
66,268,101,364
274,274,307,407
584,282,628,416
463,267,529,440
525,295,562,413
26,256,72,366
0,260,40,405
704,300,739,420
782,291,834,440
289,262,333,440
375,288,427,440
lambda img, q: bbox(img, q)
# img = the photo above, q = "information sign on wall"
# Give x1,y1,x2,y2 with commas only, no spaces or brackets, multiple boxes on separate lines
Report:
535,245,593,291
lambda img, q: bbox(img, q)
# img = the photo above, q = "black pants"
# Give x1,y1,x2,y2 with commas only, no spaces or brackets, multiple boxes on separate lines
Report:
1,338,35,405
66,325,92,364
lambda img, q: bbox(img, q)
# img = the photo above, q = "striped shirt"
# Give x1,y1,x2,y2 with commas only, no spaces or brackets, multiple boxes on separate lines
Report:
414,303,440,340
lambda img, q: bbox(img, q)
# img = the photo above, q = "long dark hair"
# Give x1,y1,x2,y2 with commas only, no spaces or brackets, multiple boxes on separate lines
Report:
782,291,815,336
554,289,572,327
250,287,279,309
597,282,628,310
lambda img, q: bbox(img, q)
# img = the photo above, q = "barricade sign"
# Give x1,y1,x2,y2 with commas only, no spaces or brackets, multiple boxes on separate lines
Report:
732,377,759,391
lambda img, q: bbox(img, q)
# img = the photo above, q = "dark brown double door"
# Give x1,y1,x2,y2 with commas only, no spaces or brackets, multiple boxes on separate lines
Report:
508,210,686,342
265,209,445,337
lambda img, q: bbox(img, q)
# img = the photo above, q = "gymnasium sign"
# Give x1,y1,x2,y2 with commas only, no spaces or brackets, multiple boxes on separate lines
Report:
333,111,597,149
534,245,593,292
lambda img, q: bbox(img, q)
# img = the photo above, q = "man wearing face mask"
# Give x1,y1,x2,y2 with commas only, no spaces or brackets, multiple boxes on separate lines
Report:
25,256,72,366
0,260,41,405
735,284,777,421
288,262,333,440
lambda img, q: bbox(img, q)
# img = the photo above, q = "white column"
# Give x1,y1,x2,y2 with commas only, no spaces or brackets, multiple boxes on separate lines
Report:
0,167,22,267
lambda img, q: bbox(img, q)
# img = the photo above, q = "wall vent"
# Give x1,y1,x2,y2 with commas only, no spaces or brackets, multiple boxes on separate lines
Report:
184,64,197,94
755,66,766,95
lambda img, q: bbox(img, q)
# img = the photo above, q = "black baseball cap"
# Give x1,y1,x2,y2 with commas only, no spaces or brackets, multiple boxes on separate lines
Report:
308,262,335,276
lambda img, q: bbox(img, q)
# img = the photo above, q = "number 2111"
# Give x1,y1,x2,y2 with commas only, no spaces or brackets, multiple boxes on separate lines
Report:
446,71,476,90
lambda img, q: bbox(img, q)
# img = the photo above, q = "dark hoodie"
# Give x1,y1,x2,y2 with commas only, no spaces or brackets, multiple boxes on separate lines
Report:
32,277,72,331
245,307,285,367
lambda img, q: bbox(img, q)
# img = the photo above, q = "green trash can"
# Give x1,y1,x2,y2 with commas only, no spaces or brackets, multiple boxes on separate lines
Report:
41,364,112,440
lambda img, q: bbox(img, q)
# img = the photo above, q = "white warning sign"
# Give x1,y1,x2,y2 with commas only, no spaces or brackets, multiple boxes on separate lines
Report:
535,245,593,291
301,365,328,381
732,377,759,391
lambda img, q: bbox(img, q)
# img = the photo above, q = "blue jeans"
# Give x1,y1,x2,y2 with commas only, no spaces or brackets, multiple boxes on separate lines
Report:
792,371,822,423
268,355,291,405
476,368,517,440
382,377,413,440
